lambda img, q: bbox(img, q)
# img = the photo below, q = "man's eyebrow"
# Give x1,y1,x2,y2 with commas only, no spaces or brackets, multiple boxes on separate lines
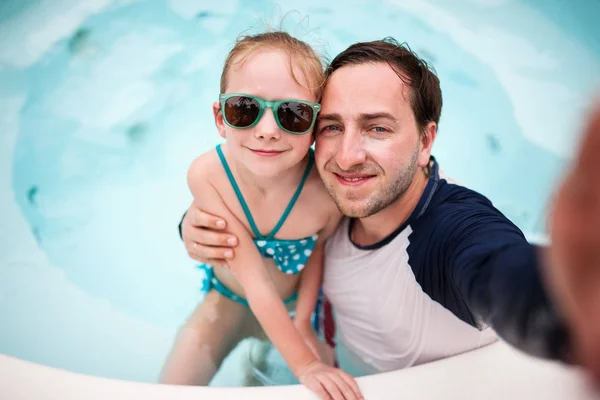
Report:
317,112,399,123
317,113,343,122
359,112,397,122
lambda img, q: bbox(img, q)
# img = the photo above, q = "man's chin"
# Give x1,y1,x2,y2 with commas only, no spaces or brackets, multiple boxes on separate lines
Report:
324,182,378,217
333,199,374,218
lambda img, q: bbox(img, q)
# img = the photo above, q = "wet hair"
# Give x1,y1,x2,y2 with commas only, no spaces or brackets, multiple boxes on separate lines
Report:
325,37,443,133
220,31,326,99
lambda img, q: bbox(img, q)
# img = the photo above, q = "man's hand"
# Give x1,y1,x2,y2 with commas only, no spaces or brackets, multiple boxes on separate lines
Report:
546,100,600,384
181,202,239,267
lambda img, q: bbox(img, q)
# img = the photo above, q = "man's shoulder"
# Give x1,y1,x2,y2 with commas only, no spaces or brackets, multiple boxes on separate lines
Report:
414,164,518,236
429,175,497,216
415,165,525,244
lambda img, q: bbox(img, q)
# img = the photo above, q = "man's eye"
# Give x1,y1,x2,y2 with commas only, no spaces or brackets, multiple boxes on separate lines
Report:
320,125,341,134
372,126,388,133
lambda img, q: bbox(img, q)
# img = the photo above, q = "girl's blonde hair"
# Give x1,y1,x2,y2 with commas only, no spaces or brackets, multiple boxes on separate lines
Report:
220,31,326,99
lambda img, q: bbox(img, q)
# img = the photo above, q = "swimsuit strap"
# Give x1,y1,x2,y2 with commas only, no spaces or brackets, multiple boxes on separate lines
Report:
215,144,314,240
266,148,314,240
216,144,263,238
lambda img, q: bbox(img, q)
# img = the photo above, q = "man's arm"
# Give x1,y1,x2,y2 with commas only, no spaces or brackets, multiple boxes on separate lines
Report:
443,202,573,363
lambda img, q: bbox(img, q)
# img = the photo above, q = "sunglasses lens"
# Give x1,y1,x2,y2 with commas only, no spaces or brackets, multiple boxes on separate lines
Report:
224,96,260,128
277,102,314,134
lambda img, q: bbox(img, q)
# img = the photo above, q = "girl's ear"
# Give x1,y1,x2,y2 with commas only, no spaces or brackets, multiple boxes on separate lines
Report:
213,101,226,139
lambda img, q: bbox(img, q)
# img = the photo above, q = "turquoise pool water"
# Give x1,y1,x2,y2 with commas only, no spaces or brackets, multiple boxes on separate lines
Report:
1,0,599,386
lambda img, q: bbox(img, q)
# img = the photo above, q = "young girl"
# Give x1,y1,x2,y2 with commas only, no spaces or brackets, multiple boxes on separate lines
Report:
160,31,363,400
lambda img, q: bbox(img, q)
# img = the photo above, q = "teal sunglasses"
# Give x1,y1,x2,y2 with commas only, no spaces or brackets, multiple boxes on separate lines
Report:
219,93,321,135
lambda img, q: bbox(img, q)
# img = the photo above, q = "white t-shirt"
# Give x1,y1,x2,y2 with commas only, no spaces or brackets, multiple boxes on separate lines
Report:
323,218,498,375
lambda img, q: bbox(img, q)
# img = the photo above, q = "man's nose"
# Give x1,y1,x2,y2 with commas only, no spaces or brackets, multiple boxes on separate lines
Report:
335,129,367,170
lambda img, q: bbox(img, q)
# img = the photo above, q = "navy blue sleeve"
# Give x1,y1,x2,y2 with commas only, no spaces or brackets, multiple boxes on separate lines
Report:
442,195,573,363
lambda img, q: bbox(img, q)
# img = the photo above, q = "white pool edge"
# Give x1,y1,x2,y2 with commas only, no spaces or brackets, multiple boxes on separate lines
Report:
2,341,598,400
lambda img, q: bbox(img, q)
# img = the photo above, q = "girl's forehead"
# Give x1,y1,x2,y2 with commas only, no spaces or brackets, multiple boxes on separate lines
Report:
227,49,317,100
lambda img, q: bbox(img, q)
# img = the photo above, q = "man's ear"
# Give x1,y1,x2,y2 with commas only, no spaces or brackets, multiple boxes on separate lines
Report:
418,121,437,168
213,101,226,139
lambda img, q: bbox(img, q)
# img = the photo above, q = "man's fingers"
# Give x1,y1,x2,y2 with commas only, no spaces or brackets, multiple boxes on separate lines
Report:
187,242,234,262
188,207,227,230
186,228,237,248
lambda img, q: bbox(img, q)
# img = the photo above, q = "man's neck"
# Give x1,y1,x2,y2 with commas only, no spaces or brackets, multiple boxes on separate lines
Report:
351,167,430,247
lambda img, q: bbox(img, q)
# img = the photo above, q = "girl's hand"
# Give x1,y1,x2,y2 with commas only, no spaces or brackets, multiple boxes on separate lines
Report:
298,361,363,400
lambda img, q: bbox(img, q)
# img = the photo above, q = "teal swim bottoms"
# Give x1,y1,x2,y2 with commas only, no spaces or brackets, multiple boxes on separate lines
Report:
198,264,298,308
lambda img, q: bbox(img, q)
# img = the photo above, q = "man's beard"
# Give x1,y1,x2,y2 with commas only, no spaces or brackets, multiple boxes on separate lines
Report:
323,147,420,218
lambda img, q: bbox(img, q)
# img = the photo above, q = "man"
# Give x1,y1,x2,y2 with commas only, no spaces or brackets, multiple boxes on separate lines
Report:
180,38,600,382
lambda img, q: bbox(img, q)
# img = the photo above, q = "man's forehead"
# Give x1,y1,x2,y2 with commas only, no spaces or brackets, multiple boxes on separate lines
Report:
321,62,410,115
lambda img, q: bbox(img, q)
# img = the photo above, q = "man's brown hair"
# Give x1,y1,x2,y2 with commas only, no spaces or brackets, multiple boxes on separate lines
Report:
325,37,443,133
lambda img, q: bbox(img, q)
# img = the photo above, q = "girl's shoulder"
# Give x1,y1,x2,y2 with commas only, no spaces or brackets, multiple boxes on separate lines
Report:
187,148,221,188
304,165,332,196
302,167,341,218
